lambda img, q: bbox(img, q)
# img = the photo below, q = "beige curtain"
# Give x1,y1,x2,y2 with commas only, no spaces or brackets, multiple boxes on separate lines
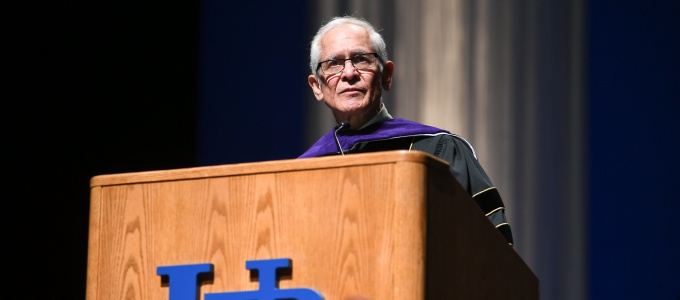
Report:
306,1,586,299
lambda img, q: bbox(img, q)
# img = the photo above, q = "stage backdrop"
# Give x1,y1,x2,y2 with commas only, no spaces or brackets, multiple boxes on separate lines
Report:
197,1,679,300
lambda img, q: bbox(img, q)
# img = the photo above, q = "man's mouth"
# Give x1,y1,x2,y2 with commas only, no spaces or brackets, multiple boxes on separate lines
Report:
340,87,364,95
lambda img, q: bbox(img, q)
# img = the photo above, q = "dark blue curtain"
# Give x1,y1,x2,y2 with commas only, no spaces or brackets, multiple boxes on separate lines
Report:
197,1,309,165
588,0,680,299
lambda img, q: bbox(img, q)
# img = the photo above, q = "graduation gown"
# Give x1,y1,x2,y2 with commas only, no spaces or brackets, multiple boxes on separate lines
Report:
300,117,514,245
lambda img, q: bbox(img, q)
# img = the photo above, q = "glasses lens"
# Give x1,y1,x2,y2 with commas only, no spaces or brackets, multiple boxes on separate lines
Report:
323,60,344,74
321,53,378,75
352,54,376,70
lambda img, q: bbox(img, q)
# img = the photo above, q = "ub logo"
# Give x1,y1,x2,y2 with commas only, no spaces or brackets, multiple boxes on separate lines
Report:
157,258,323,300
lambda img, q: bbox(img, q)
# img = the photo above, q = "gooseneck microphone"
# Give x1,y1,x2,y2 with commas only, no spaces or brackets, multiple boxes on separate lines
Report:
334,121,350,156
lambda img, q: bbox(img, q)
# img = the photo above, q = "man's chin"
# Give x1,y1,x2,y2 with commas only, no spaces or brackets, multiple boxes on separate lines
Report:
339,94,369,104
338,103,368,114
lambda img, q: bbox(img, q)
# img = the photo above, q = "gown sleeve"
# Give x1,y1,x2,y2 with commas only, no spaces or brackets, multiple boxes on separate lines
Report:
412,134,514,245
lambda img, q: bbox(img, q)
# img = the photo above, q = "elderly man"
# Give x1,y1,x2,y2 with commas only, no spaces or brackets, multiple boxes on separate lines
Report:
300,16,513,245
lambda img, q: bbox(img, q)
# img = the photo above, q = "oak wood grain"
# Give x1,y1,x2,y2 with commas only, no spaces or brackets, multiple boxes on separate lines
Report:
87,150,538,300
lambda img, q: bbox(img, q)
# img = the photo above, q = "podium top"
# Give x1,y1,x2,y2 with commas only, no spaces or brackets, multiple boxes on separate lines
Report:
90,150,450,188
88,149,538,299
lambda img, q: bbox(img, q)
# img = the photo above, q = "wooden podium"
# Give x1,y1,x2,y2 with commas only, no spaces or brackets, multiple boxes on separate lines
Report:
87,151,538,299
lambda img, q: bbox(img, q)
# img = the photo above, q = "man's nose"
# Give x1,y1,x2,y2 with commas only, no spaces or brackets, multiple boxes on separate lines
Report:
340,59,358,79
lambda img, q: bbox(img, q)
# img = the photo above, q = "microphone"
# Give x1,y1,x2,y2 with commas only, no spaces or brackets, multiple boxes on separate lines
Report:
334,121,350,156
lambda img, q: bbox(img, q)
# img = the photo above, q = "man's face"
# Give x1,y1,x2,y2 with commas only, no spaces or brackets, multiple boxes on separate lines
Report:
308,24,394,127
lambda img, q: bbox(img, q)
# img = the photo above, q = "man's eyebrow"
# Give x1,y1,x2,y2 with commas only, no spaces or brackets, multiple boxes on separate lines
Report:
323,49,370,61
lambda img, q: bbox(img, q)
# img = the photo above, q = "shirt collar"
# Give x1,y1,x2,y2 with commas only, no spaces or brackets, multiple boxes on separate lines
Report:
358,103,393,130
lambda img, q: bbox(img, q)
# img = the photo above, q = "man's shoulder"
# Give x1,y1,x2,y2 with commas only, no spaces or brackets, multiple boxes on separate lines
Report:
373,118,449,136
383,118,441,129
411,133,478,159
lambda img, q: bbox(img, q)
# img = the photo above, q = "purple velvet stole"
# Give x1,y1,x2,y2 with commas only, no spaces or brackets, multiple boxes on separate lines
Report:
298,118,449,158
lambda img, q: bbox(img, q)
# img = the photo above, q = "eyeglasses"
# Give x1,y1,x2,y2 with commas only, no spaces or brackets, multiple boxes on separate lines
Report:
316,53,382,76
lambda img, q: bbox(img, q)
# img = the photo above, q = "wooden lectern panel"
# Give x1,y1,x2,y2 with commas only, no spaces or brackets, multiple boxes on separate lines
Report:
87,150,537,300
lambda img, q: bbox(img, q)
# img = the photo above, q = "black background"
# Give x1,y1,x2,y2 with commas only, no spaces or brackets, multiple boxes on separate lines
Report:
11,1,200,298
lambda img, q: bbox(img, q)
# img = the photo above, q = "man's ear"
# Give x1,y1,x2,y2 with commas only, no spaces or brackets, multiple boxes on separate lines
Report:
308,75,324,101
381,61,395,91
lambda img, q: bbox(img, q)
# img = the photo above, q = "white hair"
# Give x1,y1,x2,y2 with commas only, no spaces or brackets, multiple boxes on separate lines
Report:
309,16,388,80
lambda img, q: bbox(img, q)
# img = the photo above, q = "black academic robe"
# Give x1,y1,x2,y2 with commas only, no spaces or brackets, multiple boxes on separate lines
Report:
300,118,514,245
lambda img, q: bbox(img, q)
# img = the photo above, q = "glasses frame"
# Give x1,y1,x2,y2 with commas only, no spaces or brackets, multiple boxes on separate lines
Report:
316,53,383,76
